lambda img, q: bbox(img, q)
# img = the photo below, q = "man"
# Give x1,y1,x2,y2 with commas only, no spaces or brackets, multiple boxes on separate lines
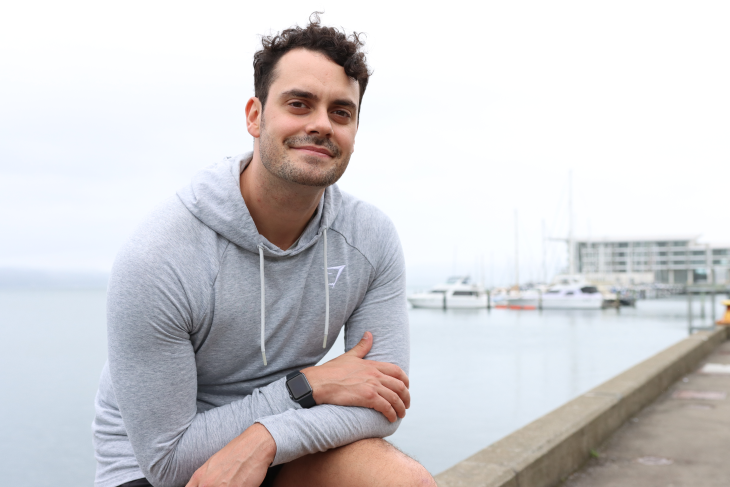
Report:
92,14,436,487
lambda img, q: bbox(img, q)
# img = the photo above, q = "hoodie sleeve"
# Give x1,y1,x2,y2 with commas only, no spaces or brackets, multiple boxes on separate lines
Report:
257,218,410,465
106,228,305,487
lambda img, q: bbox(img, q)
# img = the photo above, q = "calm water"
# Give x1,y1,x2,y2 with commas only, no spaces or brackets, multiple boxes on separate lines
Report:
0,289,725,485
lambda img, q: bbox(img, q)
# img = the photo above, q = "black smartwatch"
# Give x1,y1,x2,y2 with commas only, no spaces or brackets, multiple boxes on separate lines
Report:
285,371,316,408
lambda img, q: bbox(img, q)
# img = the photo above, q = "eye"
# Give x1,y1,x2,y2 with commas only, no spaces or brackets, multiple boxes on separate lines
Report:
288,100,309,110
332,109,352,119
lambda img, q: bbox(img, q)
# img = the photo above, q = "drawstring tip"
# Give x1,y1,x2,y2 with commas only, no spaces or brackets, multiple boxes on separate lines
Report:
322,336,328,348
262,351,267,366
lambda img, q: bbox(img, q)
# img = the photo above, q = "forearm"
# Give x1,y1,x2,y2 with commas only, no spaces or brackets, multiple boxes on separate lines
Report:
257,404,401,465
119,376,298,487
186,423,277,487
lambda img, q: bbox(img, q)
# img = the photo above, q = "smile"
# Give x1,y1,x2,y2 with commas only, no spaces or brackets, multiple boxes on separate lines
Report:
291,146,334,158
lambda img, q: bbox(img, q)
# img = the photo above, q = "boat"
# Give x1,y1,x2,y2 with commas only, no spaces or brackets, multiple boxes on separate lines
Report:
407,276,488,309
540,275,604,310
490,288,510,308
506,288,541,310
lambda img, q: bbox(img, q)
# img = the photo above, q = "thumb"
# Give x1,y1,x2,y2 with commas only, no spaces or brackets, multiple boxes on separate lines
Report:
345,332,372,359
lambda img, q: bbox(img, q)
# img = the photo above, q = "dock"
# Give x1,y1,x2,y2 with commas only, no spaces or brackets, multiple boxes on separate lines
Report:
563,337,730,486
435,326,729,487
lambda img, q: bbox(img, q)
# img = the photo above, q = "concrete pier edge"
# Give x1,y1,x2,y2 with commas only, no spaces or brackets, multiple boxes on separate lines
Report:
434,326,730,487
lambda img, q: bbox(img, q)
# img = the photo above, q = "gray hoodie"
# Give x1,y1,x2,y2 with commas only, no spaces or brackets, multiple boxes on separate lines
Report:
92,153,409,487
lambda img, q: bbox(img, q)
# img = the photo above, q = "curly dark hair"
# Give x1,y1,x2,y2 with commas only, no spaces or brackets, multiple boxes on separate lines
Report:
253,12,371,118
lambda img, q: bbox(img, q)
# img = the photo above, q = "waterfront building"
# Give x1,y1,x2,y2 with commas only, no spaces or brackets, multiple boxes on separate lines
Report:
573,235,730,285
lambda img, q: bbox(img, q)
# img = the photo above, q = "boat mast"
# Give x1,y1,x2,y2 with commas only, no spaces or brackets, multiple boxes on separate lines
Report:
568,170,575,275
542,218,547,283
515,209,519,287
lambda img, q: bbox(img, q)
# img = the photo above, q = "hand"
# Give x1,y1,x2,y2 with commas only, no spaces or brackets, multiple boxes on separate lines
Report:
186,423,276,487
302,332,410,422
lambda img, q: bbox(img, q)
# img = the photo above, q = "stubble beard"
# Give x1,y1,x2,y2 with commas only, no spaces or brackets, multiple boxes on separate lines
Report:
259,117,351,188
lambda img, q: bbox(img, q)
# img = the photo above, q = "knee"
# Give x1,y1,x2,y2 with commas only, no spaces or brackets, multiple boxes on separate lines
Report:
404,461,438,487
405,466,437,486
352,439,437,487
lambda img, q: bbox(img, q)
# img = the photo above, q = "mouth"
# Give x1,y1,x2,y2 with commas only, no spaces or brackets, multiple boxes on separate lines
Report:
291,145,334,158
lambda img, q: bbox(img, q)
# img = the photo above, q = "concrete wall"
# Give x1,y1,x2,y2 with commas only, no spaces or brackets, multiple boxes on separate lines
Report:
435,327,729,487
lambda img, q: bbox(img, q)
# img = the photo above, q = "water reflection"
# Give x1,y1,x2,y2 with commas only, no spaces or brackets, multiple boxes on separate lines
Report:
383,298,719,474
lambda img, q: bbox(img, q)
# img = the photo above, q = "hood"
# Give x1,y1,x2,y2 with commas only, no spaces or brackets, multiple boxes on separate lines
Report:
177,152,343,257
177,153,342,365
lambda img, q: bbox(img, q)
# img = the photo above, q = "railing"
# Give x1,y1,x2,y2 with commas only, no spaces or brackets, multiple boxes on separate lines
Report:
687,284,730,334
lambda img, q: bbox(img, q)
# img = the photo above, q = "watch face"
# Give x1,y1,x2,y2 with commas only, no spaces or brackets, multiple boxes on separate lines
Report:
288,374,311,400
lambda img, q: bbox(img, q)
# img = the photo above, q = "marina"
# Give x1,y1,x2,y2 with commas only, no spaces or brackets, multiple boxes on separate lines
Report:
2,288,727,484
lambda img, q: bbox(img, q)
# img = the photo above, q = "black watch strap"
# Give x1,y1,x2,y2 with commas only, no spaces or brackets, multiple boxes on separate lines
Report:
285,371,316,408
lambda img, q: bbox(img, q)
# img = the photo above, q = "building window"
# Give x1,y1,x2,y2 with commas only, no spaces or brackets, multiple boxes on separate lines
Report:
673,242,687,247
713,249,728,256
618,243,628,248
693,269,708,283
658,251,668,256
691,250,706,256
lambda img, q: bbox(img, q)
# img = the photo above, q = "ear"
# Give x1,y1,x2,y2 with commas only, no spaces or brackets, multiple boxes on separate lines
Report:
245,97,262,138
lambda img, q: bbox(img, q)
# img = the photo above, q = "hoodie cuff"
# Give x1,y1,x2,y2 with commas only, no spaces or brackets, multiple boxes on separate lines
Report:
256,408,304,466
255,377,302,465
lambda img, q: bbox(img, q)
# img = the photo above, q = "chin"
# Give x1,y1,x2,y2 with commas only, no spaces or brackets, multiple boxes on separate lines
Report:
290,171,341,187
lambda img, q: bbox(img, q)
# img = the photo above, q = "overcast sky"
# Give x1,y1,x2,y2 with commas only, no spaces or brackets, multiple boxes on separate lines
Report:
1,0,729,287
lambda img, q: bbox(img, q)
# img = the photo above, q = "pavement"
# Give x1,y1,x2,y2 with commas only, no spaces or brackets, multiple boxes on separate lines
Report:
562,336,730,487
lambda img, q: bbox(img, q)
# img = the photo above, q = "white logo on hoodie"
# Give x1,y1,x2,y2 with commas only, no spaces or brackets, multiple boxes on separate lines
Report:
327,265,346,288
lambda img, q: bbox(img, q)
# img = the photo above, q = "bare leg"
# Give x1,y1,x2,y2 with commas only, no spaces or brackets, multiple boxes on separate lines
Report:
273,438,436,487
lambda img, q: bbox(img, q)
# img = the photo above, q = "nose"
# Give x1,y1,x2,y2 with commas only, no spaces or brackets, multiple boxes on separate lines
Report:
305,108,334,137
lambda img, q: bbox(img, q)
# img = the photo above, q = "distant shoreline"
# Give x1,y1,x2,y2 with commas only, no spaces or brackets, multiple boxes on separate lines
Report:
0,267,109,290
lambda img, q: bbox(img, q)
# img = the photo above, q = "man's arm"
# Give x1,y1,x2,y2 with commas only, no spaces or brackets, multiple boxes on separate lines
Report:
248,223,410,465
105,224,313,487
186,332,409,487
108,207,408,487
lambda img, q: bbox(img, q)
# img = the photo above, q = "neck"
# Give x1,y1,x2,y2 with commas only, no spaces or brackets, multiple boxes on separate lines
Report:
240,152,325,251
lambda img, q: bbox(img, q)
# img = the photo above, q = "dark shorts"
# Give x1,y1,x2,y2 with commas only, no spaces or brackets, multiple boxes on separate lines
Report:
118,465,282,487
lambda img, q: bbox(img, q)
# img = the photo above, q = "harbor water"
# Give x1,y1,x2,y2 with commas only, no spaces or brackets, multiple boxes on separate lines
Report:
0,289,725,485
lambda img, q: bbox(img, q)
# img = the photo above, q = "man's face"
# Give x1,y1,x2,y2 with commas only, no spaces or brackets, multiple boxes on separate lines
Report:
252,48,360,187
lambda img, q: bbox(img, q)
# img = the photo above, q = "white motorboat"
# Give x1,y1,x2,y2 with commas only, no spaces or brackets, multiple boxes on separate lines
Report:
407,276,488,309
541,275,604,310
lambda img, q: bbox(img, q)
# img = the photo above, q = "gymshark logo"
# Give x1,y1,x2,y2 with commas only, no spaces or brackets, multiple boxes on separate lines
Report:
327,265,346,288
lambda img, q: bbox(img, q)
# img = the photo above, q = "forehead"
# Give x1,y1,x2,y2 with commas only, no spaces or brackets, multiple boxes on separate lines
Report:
270,48,360,102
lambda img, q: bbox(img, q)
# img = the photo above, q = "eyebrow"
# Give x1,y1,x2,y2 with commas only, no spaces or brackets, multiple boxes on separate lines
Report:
280,89,358,111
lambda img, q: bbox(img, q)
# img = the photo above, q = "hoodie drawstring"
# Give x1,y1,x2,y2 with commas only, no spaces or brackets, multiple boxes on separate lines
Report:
257,229,331,366
258,244,267,366
323,228,330,348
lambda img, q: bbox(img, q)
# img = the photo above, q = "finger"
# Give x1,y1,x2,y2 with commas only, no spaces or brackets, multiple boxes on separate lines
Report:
376,383,406,419
368,361,410,388
369,391,398,422
185,468,202,487
379,375,411,409
353,384,397,422
343,331,373,359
